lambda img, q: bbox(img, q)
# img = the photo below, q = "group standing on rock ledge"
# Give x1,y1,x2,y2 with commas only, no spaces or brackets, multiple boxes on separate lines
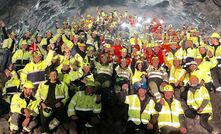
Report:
0,8,220,134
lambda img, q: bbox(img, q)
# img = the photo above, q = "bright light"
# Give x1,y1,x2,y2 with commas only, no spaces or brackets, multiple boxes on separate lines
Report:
138,17,142,22
145,18,152,23
121,22,128,28
135,23,142,27
159,19,164,24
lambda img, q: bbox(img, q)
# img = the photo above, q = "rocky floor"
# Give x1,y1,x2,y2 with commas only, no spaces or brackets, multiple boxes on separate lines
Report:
0,92,221,134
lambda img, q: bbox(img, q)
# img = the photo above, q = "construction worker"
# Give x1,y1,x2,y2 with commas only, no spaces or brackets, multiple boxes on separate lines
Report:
67,81,101,134
164,55,186,100
71,42,89,68
9,81,40,133
156,84,187,134
164,40,185,66
146,56,168,100
35,69,69,133
125,81,158,134
183,37,197,68
12,40,32,71
115,58,133,94
1,21,16,71
210,32,221,91
131,60,147,89
20,44,55,92
0,64,20,115
94,53,113,92
194,49,218,91
185,75,216,133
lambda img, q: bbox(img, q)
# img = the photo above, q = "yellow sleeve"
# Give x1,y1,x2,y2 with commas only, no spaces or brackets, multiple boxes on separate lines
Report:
201,86,210,100
61,82,70,105
10,94,22,114
62,34,74,50
12,51,19,64
67,92,79,117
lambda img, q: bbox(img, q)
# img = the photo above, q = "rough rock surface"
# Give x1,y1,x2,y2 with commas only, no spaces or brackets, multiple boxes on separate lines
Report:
0,0,221,35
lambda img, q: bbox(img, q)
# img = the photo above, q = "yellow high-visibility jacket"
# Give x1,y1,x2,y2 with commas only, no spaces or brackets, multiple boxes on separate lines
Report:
158,98,184,128
187,86,212,115
67,91,101,117
35,80,69,106
125,95,157,125
10,93,40,116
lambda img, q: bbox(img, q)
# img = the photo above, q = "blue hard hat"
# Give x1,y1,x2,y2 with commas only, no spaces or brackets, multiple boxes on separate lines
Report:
135,81,148,91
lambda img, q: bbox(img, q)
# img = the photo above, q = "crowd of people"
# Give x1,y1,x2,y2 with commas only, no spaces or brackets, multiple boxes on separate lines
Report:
0,8,221,134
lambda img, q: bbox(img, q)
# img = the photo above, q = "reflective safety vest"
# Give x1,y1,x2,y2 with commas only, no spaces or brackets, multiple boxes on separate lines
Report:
67,91,101,117
132,69,146,84
20,50,54,85
3,78,20,96
2,38,15,52
184,48,197,59
196,57,217,83
71,53,89,68
146,66,168,81
187,86,212,115
62,34,74,50
10,93,40,116
125,95,157,125
169,66,186,84
12,50,31,71
35,80,69,106
158,98,184,128
94,61,113,76
165,48,185,66
214,45,221,67
115,65,132,80
129,37,142,49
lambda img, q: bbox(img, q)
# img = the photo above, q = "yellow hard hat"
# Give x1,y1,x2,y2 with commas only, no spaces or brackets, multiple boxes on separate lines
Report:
211,32,220,39
86,81,96,87
21,40,28,45
62,59,70,65
163,84,174,92
121,48,127,53
87,46,94,51
194,54,202,59
104,44,111,48
33,51,42,57
23,81,34,89
78,43,86,47
43,107,53,117
173,56,182,61
11,31,16,36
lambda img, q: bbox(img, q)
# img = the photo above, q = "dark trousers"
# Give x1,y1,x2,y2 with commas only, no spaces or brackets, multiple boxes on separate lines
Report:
200,113,213,133
211,67,221,89
160,126,180,134
126,121,153,134
1,49,12,71
75,111,99,134
39,106,67,133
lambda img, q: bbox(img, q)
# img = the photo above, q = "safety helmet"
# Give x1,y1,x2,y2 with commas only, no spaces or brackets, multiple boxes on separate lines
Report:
86,81,96,87
23,81,34,89
135,81,148,91
43,107,53,118
210,32,220,39
33,51,42,57
163,84,174,92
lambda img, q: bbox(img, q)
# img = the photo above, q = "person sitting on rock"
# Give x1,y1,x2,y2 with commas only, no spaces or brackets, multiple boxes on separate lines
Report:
185,75,218,134
9,81,40,133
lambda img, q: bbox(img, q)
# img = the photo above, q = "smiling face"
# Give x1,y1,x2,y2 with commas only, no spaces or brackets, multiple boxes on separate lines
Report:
164,91,173,100
189,75,199,87
49,71,58,82
137,88,147,98
24,87,33,97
